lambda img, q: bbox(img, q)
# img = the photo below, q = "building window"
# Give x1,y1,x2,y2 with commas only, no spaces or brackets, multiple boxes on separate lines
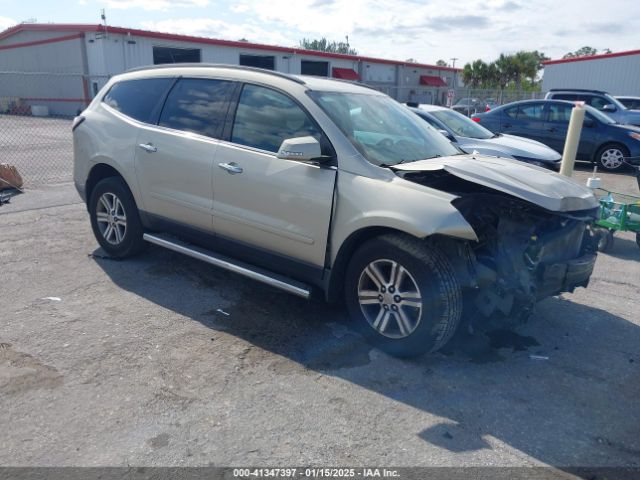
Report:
239,54,275,70
153,46,201,65
301,60,329,77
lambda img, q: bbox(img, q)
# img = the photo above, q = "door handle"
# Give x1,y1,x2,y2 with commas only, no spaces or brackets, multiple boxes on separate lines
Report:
218,162,243,174
138,143,157,153
502,123,512,128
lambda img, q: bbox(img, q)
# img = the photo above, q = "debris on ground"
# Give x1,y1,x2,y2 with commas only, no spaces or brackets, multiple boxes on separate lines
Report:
41,297,62,302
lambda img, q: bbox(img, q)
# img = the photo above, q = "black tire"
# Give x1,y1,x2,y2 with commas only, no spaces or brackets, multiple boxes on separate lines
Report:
595,228,615,252
595,143,629,172
89,176,146,258
636,233,640,249
345,233,462,357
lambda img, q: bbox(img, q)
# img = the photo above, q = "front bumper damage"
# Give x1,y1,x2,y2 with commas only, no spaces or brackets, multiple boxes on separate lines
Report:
538,252,596,300
450,193,600,323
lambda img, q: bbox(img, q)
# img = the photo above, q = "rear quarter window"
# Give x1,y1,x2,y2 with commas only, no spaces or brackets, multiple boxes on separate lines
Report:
103,78,173,123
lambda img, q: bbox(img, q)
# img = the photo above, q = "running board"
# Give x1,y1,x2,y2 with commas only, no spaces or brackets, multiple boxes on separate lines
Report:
143,233,311,299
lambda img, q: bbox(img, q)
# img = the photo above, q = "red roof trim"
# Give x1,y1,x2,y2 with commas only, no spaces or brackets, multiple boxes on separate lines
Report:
543,49,640,65
0,32,83,50
419,75,447,87
0,23,461,72
332,67,360,80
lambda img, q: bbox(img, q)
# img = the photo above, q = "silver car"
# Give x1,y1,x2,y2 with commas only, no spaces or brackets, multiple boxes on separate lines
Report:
73,64,599,357
409,104,562,170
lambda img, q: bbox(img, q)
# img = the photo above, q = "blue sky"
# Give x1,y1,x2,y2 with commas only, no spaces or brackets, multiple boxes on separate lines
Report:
0,0,636,65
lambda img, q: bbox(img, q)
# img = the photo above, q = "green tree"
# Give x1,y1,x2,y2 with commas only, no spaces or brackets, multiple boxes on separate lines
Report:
462,59,488,88
562,46,610,59
435,59,448,67
493,54,517,94
299,37,357,55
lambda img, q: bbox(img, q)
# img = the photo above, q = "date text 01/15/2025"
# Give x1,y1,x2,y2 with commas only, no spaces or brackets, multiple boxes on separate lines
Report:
232,468,400,478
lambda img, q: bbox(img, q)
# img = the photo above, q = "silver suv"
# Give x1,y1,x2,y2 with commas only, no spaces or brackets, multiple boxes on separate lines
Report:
545,89,640,126
73,64,599,357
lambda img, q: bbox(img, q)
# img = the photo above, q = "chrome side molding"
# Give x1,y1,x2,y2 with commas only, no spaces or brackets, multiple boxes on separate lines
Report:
143,233,311,299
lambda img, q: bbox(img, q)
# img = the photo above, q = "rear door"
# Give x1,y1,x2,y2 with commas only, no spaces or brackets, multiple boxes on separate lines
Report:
134,77,236,231
211,83,336,268
500,102,546,142
542,102,572,152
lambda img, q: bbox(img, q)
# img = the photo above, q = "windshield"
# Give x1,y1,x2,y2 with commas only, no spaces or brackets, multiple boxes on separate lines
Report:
430,109,494,140
309,91,460,166
585,105,616,124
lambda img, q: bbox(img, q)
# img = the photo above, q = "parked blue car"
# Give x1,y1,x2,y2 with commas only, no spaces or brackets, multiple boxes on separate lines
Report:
472,99,640,171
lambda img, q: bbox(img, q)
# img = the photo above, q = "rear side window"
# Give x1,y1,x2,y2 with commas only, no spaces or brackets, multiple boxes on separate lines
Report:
231,84,320,153
159,78,235,139
103,78,172,123
517,103,544,120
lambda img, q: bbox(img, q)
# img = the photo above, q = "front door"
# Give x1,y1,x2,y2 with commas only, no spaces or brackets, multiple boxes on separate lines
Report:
212,83,336,267
134,77,236,231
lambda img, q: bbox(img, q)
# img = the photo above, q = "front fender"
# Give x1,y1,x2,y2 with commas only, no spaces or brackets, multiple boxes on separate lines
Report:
330,171,477,264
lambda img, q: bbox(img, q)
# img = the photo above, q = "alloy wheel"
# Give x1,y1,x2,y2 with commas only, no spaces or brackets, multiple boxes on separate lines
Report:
357,259,423,339
600,148,625,170
96,192,127,245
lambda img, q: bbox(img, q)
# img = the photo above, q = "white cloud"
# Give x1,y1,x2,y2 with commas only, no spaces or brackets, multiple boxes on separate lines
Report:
0,16,17,32
106,0,209,11
140,18,293,46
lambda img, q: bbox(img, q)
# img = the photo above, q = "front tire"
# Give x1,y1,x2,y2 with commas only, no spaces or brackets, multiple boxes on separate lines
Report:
596,144,629,171
345,234,462,357
89,176,146,258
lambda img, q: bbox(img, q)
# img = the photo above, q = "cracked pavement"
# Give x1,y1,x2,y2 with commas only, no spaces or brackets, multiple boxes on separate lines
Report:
0,169,639,468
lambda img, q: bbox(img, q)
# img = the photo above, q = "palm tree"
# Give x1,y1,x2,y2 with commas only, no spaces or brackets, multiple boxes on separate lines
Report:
461,59,488,89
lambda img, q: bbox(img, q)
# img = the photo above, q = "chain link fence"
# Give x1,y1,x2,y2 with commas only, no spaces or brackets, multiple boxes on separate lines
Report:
0,71,107,186
371,85,544,112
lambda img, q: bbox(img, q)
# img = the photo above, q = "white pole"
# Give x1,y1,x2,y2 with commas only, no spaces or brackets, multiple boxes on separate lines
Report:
560,103,586,177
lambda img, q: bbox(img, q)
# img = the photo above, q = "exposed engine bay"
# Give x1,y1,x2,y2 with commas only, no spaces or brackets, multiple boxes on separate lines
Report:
398,168,599,324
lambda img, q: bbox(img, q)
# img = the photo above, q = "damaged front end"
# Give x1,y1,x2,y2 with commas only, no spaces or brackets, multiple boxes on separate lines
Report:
452,193,598,322
396,164,599,324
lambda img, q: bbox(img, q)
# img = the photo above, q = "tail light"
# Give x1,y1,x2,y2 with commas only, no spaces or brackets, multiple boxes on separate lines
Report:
471,116,481,123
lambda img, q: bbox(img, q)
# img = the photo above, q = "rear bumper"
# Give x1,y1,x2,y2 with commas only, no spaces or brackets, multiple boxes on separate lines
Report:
537,253,597,299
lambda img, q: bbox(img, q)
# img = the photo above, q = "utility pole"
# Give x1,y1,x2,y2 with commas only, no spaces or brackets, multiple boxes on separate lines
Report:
450,57,458,88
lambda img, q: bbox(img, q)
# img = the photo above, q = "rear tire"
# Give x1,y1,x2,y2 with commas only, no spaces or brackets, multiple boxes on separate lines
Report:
345,234,462,357
89,176,146,258
596,144,629,172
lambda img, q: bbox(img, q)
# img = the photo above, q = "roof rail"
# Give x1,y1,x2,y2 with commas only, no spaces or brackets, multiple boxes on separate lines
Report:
548,88,608,94
125,63,307,85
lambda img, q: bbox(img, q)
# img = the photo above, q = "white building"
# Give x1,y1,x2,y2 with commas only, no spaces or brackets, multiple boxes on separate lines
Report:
0,23,460,116
542,49,640,96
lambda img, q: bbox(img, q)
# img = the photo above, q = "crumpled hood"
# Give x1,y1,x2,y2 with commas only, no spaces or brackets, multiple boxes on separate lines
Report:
392,154,598,212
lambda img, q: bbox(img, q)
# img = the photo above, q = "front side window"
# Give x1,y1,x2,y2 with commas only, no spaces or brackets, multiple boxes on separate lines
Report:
310,91,460,166
231,84,320,153
103,78,173,123
159,78,235,138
